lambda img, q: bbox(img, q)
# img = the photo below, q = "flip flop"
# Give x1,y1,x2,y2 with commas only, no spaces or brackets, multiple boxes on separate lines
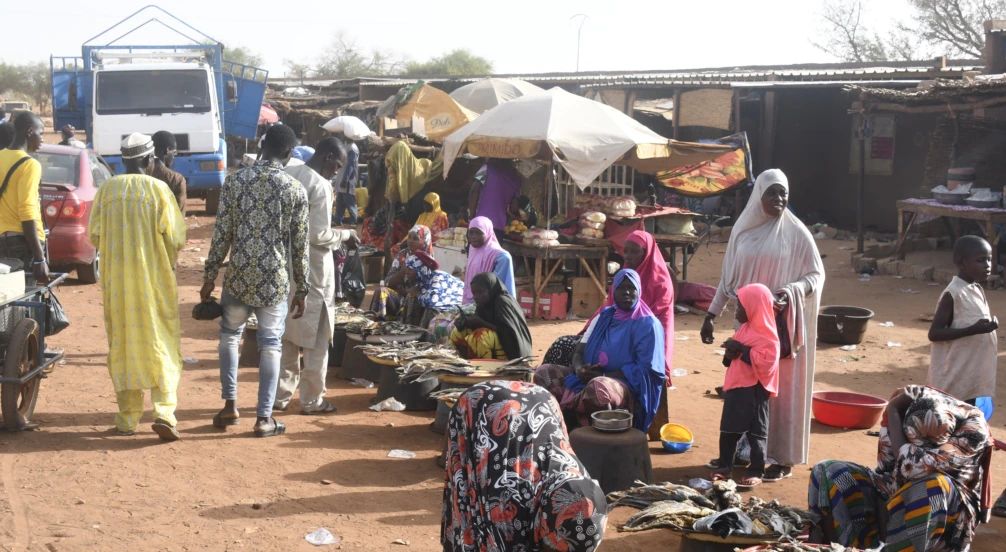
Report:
300,401,337,415
737,476,762,491
254,417,286,438
152,419,181,442
213,412,240,429
710,471,731,482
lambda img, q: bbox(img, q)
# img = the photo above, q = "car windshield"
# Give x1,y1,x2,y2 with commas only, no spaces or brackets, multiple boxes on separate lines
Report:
95,69,211,115
32,152,79,187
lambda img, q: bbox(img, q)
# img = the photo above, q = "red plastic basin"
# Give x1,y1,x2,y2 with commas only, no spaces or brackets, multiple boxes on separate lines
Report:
812,391,888,430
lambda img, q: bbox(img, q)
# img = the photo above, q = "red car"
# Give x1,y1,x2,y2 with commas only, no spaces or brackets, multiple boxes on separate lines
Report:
34,144,110,284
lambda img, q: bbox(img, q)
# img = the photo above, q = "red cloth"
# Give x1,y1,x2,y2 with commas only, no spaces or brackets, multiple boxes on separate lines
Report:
724,283,780,396
603,219,645,256
678,281,716,311
588,230,675,382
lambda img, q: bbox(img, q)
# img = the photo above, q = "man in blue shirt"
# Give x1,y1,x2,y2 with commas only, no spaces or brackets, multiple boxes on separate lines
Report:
331,132,359,225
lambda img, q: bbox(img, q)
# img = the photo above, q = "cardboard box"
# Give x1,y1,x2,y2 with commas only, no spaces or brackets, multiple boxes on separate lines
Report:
518,288,568,321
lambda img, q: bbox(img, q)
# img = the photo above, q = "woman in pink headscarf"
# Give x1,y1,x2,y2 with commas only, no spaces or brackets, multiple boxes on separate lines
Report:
543,230,675,383
463,216,515,302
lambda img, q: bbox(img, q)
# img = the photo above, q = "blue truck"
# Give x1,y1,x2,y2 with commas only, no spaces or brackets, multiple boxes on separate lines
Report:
50,5,268,213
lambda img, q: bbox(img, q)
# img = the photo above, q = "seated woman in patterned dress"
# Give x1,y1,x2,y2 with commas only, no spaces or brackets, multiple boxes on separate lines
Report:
534,269,666,432
403,251,464,326
370,225,432,323
808,385,993,552
442,380,607,552
450,272,531,361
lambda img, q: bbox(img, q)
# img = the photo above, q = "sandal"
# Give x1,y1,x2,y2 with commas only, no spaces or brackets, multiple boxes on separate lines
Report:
300,401,337,415
152,419,181,442
710,471,731,482
213,412,240,429
254,417,287,438
737,476,762,490
763,465,792,482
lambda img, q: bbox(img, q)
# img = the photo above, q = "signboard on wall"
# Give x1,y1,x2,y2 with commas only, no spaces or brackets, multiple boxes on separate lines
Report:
849,115,895,175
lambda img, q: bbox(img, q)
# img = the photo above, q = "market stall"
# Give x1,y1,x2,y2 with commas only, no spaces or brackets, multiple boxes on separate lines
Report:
895,198,1006,276
442,87,732,318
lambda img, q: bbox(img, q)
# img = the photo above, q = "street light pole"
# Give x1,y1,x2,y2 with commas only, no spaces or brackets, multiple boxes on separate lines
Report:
570,14,588,72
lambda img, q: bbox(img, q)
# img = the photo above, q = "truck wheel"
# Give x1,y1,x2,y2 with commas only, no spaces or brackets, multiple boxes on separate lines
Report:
1,318,40,430
76,252,100,284
205,188,221,215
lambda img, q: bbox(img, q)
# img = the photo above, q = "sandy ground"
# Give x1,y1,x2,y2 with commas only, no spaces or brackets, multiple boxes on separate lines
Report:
2,204,1006,552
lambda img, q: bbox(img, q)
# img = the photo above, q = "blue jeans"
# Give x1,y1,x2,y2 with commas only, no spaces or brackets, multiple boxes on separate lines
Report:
218,290,288,418
334,191,357,225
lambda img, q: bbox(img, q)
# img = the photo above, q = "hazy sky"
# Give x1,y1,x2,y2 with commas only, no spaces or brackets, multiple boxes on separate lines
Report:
8,0,912,77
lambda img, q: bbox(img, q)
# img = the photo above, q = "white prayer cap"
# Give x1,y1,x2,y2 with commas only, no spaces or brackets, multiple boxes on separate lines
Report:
120,133,154,159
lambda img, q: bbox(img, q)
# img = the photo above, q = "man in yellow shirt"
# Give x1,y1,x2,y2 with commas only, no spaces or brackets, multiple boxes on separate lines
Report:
0,112,49,284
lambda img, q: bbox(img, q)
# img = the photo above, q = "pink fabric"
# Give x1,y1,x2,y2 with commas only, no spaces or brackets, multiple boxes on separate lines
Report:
724,283,780,396
463,217,505,303
588,231,675,381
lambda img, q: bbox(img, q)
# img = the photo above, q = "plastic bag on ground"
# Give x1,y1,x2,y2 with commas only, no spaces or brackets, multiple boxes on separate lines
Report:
370,398,406,412
692,508,754,538
387,449,416,459
305,528,341,546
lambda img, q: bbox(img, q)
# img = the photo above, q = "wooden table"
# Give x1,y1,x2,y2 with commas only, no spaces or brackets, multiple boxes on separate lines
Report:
895,199,1006,276
501,240,609,321
652,233,701,281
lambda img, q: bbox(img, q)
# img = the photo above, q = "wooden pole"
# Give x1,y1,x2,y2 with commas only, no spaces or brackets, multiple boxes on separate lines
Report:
857,114,867,254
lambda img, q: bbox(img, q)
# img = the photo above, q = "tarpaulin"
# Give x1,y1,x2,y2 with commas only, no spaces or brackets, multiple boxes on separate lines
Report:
655,132,753,198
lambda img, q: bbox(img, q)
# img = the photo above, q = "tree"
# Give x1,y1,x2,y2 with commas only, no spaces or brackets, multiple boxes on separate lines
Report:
404,49,493,77
0,61,51,114
814,0,1006,62
284,59,312,82
222,45,264,67
314,31,404,78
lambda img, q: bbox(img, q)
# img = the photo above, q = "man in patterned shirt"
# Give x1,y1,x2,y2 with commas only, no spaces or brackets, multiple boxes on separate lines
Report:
202,124,309,438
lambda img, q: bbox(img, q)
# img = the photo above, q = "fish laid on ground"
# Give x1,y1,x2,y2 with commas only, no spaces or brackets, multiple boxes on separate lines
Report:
607,481,716,510
428,389,464,401
742,497,813,537
740,541,881,552
707,479,743,510
355,342,456,364
618,500,717,532
397,358,474,383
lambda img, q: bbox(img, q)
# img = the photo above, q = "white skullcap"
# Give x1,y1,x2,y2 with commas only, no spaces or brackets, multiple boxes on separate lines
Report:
120,133,154,159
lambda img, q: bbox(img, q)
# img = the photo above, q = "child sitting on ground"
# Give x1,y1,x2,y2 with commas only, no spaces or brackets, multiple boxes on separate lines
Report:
928,235,999,406
709,283,781,490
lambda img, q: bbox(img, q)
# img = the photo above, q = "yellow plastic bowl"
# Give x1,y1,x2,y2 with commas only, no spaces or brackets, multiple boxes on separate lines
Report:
660,423,693,453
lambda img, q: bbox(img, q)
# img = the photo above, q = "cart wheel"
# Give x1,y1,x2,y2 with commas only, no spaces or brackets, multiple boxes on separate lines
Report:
1,318,40,430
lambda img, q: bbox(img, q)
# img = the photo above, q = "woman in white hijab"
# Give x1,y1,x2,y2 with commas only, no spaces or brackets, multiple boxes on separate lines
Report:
700,169,824,482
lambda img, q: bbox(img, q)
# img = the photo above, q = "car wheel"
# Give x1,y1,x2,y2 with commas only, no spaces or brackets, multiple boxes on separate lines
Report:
76,252,99,284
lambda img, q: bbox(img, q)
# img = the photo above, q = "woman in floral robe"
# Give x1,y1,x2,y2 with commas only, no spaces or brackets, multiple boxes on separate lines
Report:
442,380,607,551
808,386,993,552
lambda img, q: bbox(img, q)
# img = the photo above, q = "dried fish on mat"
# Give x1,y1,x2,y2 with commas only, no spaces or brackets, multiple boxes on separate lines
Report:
742,540,881,552
618,500,717,532
357,342,462,364
491,356,537,378
428,389,465,401
742,497,813,537
707,479,743,510
607,481,716,510
356,245,379,256
398,359,474,383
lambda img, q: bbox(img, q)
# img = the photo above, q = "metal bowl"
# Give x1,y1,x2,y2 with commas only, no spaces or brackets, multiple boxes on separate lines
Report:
933,191,968,205
966,197,1001,209
591,409,633,432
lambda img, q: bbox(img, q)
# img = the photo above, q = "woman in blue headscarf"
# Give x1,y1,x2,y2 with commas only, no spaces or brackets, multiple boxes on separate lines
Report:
534,269,666,432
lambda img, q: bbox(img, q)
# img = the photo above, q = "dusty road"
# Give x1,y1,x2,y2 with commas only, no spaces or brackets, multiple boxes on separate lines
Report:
2,205,1006,551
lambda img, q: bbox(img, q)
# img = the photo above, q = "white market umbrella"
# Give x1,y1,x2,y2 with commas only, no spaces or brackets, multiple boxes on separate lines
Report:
443,87,732,190
449,78,545,114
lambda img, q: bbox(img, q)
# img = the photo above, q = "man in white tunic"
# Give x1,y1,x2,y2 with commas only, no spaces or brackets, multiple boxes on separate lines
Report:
276,138,358,413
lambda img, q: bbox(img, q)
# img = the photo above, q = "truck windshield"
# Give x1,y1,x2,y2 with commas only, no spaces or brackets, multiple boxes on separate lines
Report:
96,70,211,115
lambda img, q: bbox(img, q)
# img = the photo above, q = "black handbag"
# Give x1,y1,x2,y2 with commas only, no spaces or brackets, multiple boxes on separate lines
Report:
45,289,69,336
